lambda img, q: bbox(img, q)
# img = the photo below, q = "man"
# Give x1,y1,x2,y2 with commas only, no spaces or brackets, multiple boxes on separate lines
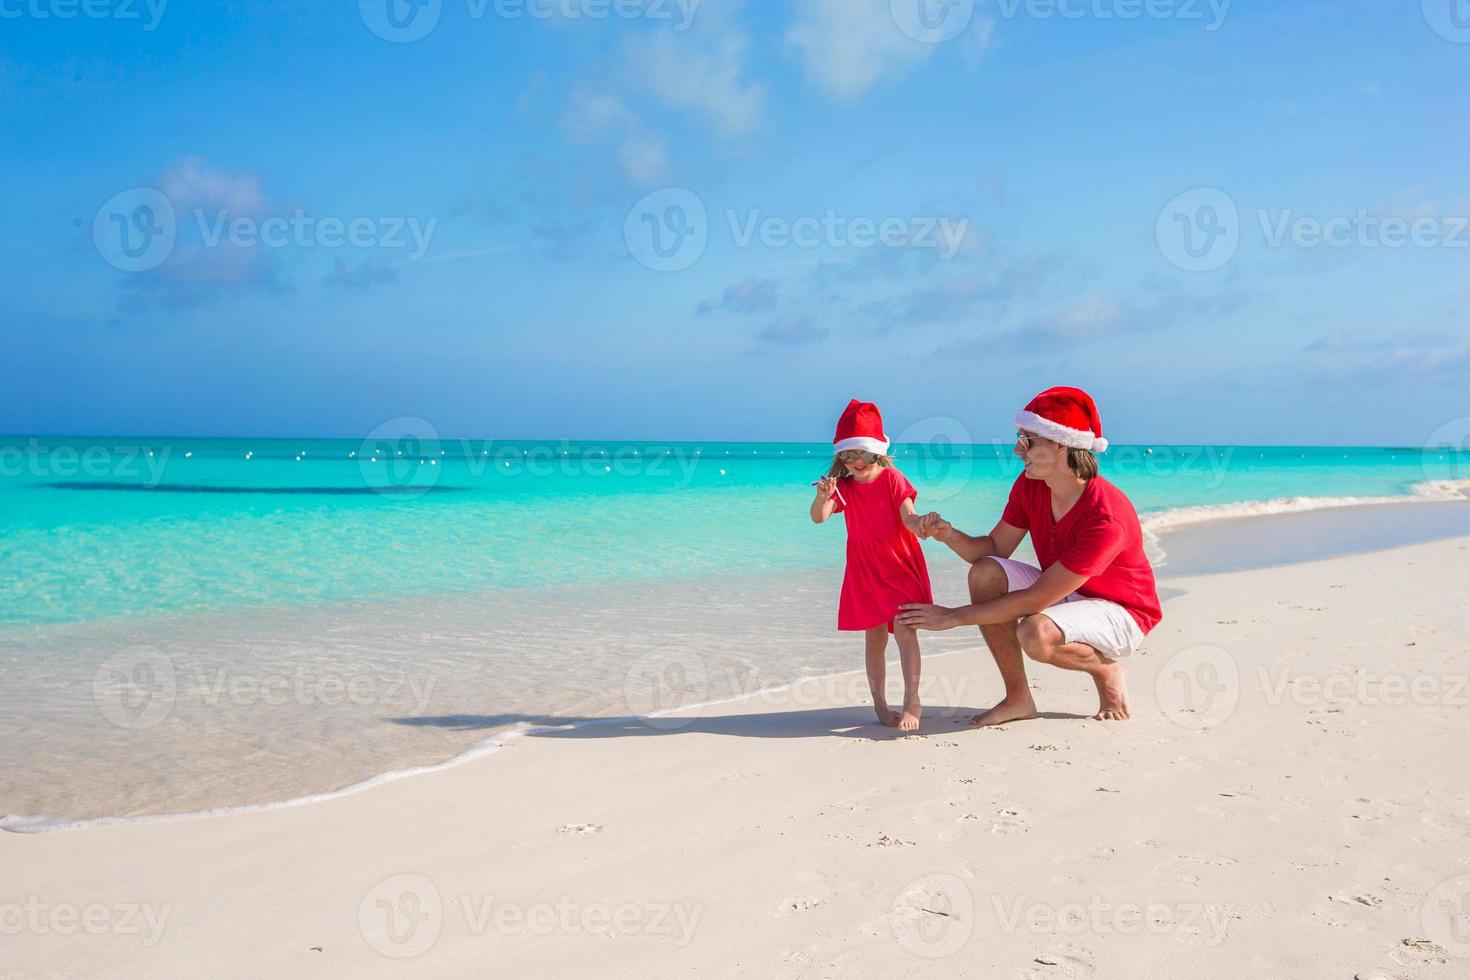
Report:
897,387,1161,723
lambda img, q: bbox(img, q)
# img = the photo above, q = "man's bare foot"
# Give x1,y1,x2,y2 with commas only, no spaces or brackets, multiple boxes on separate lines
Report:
970,694,1038,727
874,704,901,727
1091,662,1130,720
899,699,922,732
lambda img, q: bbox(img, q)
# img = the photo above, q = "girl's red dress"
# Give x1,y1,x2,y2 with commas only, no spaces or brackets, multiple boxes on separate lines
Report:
833,466,933,631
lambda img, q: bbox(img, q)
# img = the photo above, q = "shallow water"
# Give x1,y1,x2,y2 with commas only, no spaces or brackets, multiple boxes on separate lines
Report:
1,437,1466,826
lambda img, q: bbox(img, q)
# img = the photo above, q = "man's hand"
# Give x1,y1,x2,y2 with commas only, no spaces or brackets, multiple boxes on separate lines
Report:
897,603,958,631
923,514,955,542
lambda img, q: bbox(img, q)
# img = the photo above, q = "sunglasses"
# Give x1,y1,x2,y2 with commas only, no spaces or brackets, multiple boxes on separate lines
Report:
1015,431,1043,450
837,450,878,464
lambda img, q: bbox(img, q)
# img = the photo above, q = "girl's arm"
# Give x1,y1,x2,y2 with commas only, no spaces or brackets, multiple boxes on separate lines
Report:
899,498,926,537
810,477,839,524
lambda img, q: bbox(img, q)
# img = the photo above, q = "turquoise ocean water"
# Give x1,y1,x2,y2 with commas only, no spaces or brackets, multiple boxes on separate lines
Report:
1,436,1467,827
3,437,1467,628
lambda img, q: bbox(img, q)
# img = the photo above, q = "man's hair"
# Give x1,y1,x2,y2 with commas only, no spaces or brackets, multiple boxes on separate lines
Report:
1068,447,1099,480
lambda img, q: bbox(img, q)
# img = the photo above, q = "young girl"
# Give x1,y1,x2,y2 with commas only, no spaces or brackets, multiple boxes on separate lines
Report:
809,399,933,732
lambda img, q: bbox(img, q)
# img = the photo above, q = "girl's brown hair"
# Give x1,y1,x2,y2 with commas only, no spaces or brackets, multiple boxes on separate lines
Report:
827,453,893,479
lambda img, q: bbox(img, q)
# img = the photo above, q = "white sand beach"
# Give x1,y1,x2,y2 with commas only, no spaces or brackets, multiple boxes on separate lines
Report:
4,530,1469,979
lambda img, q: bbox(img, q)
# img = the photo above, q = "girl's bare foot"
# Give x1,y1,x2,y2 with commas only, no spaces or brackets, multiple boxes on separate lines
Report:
970,694,1039,727
1091,663,1131,720
874,704,901,727
899,699,922,732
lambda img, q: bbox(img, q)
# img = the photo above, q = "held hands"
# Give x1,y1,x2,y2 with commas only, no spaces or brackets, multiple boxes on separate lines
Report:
918,511,954,542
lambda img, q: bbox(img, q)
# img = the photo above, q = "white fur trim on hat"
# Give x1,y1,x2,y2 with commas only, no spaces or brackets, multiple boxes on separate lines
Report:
833,436,889,455
1014,410,1108,453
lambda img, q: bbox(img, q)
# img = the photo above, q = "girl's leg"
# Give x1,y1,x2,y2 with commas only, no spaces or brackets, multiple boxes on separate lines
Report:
865,626,899,727
894,623,923,732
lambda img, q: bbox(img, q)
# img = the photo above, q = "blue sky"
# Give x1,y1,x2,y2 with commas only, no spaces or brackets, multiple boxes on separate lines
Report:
2,0,1467,445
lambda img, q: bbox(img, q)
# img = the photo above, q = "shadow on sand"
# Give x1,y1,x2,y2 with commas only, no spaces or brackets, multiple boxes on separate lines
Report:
388,706,1089,740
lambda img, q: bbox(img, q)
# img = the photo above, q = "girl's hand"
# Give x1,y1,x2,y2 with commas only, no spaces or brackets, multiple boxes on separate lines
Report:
815,476,839,500
919,511,946,539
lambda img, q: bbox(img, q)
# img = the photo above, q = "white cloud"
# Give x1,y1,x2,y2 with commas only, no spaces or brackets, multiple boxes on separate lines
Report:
629,25,765,136
562,90,670,182
619,132,670,182
785,0,934,101
158,157,265,216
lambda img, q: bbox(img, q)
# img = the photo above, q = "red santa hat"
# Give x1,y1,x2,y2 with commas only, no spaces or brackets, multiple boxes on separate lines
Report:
832,399,889,455
1014,386,1109,453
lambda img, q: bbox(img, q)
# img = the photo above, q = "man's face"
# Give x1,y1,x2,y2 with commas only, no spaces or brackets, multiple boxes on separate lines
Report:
1014,430,1066,479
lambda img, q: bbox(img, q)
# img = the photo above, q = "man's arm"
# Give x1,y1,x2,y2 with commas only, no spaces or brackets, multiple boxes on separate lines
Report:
896,561,1088,631
926,519,1026,564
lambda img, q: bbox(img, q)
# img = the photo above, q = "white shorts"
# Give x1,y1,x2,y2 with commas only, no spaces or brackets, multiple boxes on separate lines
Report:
985,557,1145,661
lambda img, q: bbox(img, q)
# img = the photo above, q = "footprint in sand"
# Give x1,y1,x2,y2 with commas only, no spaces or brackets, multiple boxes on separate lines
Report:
557,823,603,835
1390,937,1451,968
776,873,835,916
695,770,760,791
775,949,816,979
831,787,890,814
1328,892,1385,909
1021,943,1096,979
991,806,1033,834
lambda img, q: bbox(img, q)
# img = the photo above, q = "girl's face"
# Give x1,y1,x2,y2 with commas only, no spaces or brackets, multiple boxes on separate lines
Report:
838,450,877,476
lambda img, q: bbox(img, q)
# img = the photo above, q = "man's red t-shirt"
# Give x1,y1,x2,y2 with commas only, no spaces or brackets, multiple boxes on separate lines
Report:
1001,474,1162,634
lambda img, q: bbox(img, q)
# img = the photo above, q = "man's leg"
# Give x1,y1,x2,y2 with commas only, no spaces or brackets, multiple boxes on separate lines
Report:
968,559,1040,727
1017,614,1131,721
